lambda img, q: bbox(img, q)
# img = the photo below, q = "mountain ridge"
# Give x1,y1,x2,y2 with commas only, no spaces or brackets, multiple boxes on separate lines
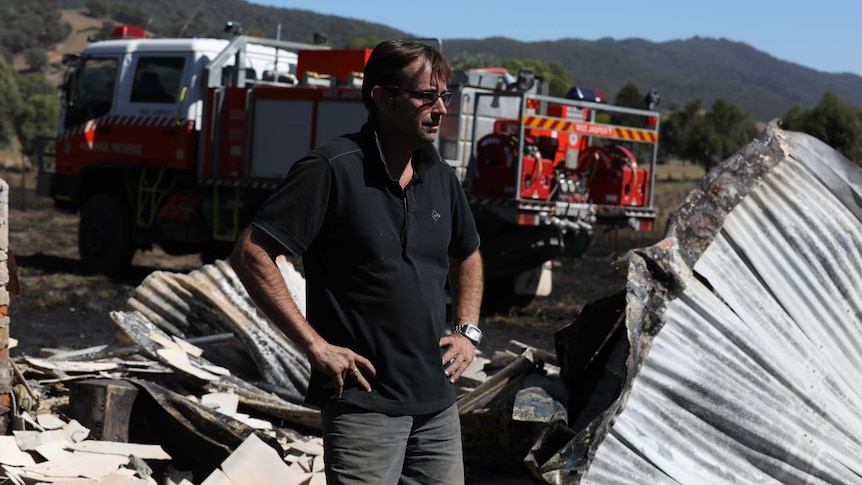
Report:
54,0,862,121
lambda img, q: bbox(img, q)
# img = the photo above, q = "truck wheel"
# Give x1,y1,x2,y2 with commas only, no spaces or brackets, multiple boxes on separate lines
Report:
483,263,551,314
200,244,234,265
483,277,537,314
78,193,135,275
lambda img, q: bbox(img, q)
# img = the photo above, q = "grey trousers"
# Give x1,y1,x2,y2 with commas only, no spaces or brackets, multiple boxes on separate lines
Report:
321,401,465,485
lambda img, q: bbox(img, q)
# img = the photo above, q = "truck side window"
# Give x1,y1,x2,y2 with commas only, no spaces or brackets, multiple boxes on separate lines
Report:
131,57,186,103
64,57,118,128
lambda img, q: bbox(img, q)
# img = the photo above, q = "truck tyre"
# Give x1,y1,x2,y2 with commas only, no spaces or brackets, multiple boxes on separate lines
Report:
483,276,537,314
200,243,234,265
78,193,135,275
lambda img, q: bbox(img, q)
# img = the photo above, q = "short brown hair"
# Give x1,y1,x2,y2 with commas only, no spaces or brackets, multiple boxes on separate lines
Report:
362,39,452,113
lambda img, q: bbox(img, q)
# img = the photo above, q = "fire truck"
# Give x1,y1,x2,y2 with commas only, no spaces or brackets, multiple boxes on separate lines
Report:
36,26,660,309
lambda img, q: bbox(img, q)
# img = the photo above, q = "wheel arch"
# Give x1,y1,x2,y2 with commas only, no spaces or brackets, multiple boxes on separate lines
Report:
74,165,141,211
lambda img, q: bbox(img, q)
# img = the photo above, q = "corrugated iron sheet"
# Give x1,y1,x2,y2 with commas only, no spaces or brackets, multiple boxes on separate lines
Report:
549,122,862,484
126,256,311,399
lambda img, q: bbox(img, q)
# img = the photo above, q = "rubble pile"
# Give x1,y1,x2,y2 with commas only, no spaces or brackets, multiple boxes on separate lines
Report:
3,251,562,483
2,122,860,484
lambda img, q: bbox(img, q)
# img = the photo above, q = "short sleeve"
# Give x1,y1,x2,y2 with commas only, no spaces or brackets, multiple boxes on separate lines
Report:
252,155,331,256
447,168,481,259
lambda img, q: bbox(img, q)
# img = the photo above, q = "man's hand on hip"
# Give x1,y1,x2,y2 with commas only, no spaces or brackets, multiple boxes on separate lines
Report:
309,341,376,398
440,333,476,383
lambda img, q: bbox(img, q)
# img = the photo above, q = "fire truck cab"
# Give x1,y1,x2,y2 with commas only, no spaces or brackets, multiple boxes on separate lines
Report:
45,29,333,273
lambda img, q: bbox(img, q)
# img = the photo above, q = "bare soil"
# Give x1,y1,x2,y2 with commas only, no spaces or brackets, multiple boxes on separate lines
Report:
3,163,703,360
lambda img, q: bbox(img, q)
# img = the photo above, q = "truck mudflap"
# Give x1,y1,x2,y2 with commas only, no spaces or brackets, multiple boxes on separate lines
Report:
480,224,565,282
513,260,553,297
594,204,657,231
469,195,594,227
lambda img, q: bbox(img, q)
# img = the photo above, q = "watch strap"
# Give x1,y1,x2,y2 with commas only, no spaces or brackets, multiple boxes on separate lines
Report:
453,324,482,346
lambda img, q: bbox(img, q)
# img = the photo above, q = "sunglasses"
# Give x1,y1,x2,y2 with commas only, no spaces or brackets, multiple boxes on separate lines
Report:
385,86,453,107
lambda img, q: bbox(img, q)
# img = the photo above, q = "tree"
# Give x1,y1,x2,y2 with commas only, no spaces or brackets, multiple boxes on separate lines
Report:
781,104,806,131
112,3,151,29
0,55,22,148
659,99,703,163
246,26,266,38
168,9,208,38
660,98,757,170
544,61,572,98
85,0,110,18
503,59,571,97
344,36,380,49
14,94,60,160
96,21,117,41
449,52,500,71
704,99,758,168
13,72,60,161
612,82,649,128
782,92,862,163
25,48,48,72
0,0,70,53
16,71,56,99
614,82,645,109
38,2,71,45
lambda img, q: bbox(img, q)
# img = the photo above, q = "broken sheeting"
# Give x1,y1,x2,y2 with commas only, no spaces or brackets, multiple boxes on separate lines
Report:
126,257,311,398
548,122,862,483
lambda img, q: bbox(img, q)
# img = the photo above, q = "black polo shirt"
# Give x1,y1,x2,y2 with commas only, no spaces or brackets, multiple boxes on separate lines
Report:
252,123,480,415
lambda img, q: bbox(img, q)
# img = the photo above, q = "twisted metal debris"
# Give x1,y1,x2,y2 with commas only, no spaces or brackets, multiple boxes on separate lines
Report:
544,122,862,484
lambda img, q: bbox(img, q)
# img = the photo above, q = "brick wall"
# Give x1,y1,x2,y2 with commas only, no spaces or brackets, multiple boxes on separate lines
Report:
0,180,10,431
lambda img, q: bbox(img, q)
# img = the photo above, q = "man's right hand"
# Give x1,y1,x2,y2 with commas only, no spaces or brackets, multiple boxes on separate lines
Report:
309,341,376,398
231,228,376,398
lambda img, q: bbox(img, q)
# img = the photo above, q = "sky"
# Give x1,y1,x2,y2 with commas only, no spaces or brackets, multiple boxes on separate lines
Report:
254,0,857,75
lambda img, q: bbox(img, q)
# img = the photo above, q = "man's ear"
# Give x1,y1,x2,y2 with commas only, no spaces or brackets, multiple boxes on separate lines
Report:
371,85,393,110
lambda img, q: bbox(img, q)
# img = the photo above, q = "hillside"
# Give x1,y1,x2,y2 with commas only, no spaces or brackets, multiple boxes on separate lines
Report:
443,36,862,121
36,1,862,121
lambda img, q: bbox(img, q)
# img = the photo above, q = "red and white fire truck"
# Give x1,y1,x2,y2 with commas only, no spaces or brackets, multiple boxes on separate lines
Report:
37,26,660,309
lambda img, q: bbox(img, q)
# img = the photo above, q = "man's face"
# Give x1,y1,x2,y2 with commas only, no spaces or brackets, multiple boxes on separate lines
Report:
385,58,449,147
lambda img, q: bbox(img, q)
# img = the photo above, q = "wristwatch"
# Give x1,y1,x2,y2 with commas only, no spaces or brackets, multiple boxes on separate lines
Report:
453,324,483,346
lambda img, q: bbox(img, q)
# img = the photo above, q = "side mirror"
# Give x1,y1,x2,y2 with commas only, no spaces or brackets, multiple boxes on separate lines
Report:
514,68,535,91
62,54,80,67
644,88,660,110
224,21,243,36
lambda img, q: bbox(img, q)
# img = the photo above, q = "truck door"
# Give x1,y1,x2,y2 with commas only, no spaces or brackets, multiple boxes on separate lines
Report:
113,54,194,170
57,55,120,175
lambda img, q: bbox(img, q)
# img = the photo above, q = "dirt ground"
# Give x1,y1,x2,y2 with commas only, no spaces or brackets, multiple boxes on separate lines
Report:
3,163,703,360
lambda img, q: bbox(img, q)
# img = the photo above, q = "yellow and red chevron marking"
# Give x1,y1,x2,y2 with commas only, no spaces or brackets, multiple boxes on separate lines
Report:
522,116,658,143
58,115,194,141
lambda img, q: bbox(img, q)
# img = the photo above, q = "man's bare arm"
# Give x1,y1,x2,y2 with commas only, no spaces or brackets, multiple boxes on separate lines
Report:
440,250,483,383
230,226,375,396
448,250,483,326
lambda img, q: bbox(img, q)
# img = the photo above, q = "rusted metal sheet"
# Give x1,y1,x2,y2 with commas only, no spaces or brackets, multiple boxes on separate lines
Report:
549,122,862,484
110,310,320,430
126,257,311,397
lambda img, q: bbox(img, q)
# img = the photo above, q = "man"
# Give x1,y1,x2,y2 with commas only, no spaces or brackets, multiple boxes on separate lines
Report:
230,39,484,484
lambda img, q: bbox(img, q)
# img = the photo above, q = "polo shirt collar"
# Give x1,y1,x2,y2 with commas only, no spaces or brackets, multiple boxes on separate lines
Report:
360,122,436,185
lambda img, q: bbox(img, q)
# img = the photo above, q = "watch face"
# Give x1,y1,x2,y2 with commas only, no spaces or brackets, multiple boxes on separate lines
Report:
455,325,481,345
